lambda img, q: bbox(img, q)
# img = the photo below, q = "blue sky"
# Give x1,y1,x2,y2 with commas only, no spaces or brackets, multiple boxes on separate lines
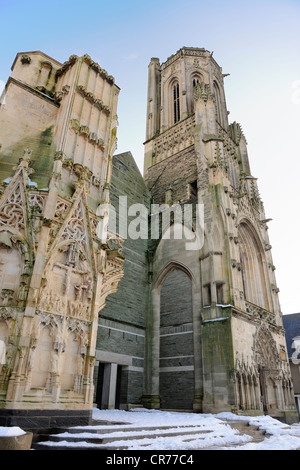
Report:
0,0,300,314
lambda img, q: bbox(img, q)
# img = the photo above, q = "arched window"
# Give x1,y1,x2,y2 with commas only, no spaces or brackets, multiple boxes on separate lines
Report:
238,221,269,309
173,82,180,123
192,77,200,88
191,74,203,112
213,81,223,126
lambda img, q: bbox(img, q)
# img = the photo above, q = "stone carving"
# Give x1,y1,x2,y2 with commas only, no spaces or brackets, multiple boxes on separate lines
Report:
70,118,105,149
153,115,195,163
194,81,215,103
255,325,281,369
61,201,86,244
53,198,71,221
20,55,31,65
76,85,110,114
0,183,25,235
28,191,46,214
38,243,93,321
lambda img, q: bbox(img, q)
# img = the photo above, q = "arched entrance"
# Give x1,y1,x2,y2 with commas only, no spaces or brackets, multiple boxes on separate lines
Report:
150,261,197,410
255,326,282,415
159,267,194,409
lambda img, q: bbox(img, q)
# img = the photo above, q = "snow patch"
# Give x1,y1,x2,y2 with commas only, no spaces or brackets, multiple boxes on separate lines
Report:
0,426,26,437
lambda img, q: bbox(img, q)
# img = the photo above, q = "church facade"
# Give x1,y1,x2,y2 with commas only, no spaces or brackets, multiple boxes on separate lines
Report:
0,47,298,431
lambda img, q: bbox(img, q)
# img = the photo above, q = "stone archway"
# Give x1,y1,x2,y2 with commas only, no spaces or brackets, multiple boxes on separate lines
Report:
254,326,282,415
159,267,194,409
149,260,200,410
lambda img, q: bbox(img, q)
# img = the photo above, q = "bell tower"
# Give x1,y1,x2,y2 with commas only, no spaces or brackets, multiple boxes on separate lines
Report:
143,47,298,422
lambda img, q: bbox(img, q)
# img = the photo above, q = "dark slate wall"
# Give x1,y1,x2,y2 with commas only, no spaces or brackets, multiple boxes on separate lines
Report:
144,146,197,205
95,152,150,406
101,151,150,328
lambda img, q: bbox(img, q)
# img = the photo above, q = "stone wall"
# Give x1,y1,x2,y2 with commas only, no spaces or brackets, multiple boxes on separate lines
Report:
95,152,150,408
144,145,197,205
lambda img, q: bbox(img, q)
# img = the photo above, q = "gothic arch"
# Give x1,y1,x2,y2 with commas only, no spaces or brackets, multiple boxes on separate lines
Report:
253,325,284,414
154,260,194,292
0,232,25,307
60,329,84,392
168,77,181,125
190,72,204,112
238,219,269,309
37,61,53,89
254,325,280,370
191,72,204,85
213,80,223,126
30,324,54,389
158,264,194,409
150,256,201,410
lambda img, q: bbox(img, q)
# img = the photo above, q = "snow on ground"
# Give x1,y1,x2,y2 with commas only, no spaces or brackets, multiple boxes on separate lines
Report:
77,408,300,450
1,407,300,450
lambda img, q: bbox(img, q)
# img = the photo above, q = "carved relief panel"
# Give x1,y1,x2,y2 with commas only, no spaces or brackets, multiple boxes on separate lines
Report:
38,242,93,321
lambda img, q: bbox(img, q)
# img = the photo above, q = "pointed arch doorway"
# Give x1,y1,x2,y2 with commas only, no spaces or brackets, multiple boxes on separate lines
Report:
159,266,194,409
150,261,200,410
255,327,282,416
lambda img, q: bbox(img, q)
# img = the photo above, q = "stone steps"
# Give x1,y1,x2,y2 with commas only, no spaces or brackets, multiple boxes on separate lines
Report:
32,419,268,450
203,420,267,450
32,423,219,450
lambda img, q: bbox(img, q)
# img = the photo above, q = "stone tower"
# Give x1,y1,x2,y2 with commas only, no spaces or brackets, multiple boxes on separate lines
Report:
0,51,124,430
143,47,298,422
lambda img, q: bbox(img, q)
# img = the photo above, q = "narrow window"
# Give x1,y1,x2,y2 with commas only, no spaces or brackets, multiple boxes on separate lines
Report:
189,180,197,199
173,82,180,123
216,283,224,305
213,81,222,126
204,284,211,306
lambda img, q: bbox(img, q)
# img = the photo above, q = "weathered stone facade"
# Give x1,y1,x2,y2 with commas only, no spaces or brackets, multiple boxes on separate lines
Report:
142,47,298,422
0,51,123,430
0,47,298,430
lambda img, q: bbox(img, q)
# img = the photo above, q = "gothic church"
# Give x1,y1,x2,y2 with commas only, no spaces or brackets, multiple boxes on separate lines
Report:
0,47,297,431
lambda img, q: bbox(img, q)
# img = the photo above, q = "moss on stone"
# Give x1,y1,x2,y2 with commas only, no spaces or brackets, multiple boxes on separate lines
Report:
0,126,55,189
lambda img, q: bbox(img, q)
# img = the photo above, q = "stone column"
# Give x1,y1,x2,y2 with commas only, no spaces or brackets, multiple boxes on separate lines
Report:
274,380,283,411
150,289,160,408
193,288,203,411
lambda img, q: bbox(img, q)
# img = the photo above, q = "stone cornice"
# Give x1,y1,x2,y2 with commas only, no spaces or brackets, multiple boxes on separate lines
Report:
76,85,110,115
161,47,209,70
